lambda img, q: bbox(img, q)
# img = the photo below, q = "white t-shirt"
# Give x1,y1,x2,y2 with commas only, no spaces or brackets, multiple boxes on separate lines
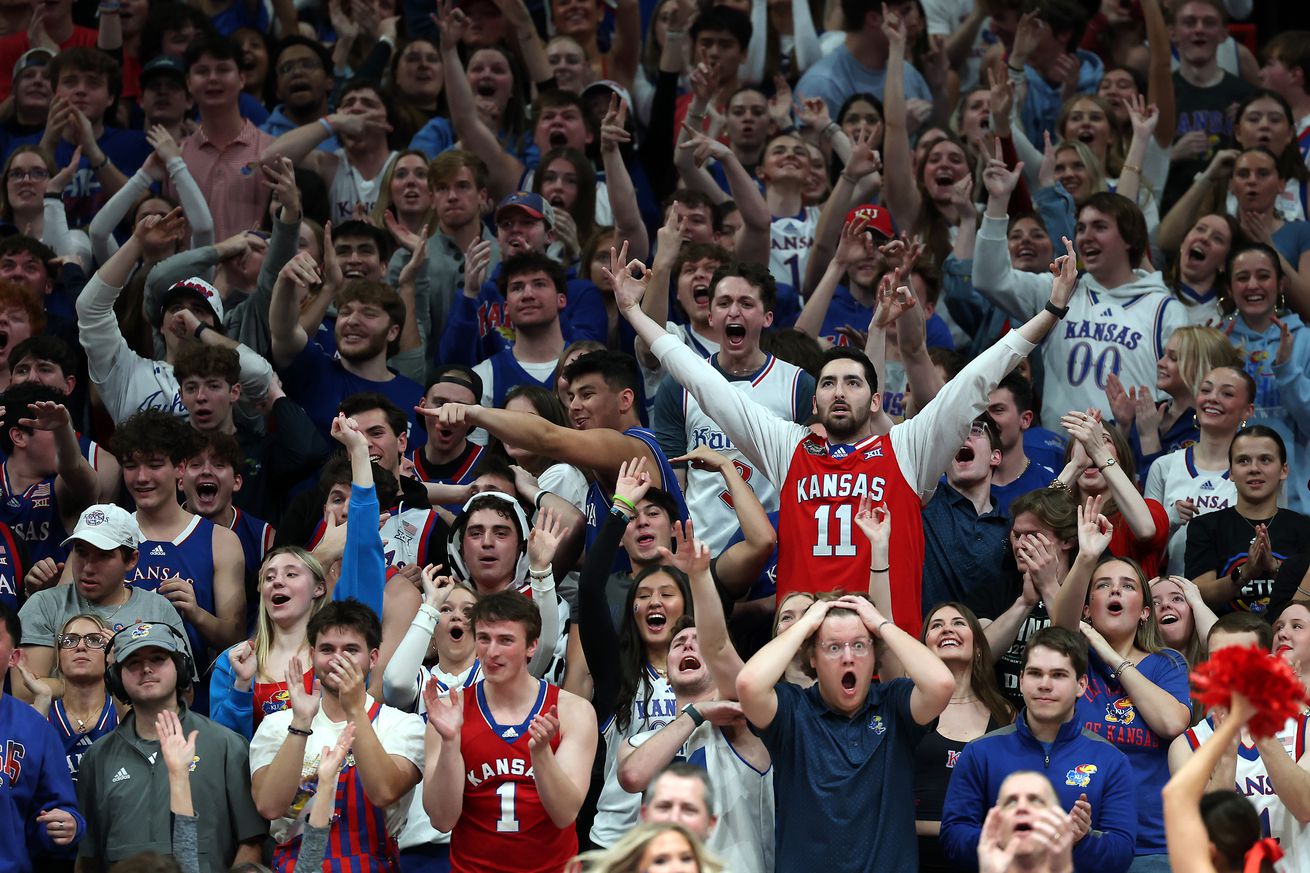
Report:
249,698,425,845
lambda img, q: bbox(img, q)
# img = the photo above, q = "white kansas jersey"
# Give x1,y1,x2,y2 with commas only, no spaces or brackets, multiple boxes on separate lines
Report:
591,667,677,848
1144,446,1235,574
769,206,820,294
657,354,810,554
1186,714,1310,869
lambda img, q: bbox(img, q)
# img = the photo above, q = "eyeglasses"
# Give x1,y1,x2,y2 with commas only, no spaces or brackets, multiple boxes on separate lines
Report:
969,421,994,438
59,632,109,650
7,168,49,182
818,639,872,658
277,58,322,76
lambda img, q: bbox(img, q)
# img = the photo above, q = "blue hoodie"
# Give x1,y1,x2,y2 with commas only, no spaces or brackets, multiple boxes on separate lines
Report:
1227,312,1310,514
940,708,1137,873
1019,50,1106,146
0,695,85,871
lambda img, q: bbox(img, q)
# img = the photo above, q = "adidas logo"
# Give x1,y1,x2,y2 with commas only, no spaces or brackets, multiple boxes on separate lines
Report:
502,727,519,739
1100,308,1113,317
150,546,166,556
111,768,131,783
1200,481,1215,491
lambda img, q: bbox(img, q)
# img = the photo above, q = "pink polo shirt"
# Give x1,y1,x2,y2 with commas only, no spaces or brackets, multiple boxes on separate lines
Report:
176,119,276,241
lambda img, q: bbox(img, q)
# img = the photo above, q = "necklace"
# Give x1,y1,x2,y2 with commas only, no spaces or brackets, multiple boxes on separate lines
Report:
1237,507,1279,537
89,586,133,632
949,694,977,703
63,698,104,734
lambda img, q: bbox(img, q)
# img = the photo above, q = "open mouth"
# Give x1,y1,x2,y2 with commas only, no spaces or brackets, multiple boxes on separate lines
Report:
937,637,961,649
1015,245,1037,260
724,323,746,344
1106,599,1124,617
270,593,291,606
678,655,702,671
955,445,975,463
978,117,990,130
646,613,667,632
635,533,656,549
1159,614,1178,625
449,626,465,641
195,482,219,500
1186,244,1207,264
1199,402,1224,418
692,284,710,305
548,194,566,207
933,172,955,187
841,670,857,690
475,82,499,97
1078,130,1096,143
548,131,568,148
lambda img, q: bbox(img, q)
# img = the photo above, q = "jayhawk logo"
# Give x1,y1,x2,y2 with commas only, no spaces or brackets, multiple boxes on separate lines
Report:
1065,764,1098,788
868,715,886,735
262,689,292,715
1105,697,1136,725
188,754,200,773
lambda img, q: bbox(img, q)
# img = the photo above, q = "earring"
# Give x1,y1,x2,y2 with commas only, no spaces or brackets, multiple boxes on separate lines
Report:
1240,420,1247,429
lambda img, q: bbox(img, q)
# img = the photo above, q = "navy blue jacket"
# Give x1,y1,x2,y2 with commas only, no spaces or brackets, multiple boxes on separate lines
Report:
940,708,1137,873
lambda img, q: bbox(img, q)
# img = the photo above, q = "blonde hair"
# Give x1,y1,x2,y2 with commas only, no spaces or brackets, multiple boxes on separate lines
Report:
54,613,112,680
1054,140,1107,203
568,823,724,873
370,149,437,228
252,546,328,679
1169,325,1244,399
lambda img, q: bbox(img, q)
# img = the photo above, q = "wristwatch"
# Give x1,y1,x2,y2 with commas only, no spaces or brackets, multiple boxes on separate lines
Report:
682,703,705,727
1044,300,1070,320
1096,458,1117,472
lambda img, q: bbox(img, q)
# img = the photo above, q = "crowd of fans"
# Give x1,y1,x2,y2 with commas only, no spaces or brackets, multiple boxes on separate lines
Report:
0,0,1308,870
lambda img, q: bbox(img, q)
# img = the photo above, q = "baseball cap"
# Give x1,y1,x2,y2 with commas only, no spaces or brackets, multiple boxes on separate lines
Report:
112,621,187,664
845,204,895,239
140,55,187,86
63,505,140,551
496,192,556,229
581,79,634,114
157,277,225,325
13,47,54,82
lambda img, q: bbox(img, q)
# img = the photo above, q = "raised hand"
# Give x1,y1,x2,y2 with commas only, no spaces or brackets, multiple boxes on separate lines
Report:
229,640,257,687
415,401,473,429
327,653,368,716
1037,130,1057,190
844,128,882,181
853,496,891,549
1272,315,1294,367
433,0,469,47
794,95,830,132
463,238,493,297
527,507,569,570
398,226,430,285
873,273,918,328
1060,408,1109,460
321,221,344,290
157,709,199,776
1076,495,1113,556
158,576,199,620
656,521,710,577
982,138,1024,202
45,145,82,196
603,240,652,313
24,558,63,596
426,680,464,740
678,120,731,167
1048,235,1077,308
528,704,561,755
600,94,632,153
614,455,652,508
977,806,1018,873
286,655,321,727
420,564,456,609
767,75,794,131
1103,372,1135,429
132,207,187,246
18,400,73,433
834,217,875,267
316,721,356,783
1125,93,1159,142
880,2,908,52
655,205,687,261
330,412,370,453
261,156,301,218
146,124,182,162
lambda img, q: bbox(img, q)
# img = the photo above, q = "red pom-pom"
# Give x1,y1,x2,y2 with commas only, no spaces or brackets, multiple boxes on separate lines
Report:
1192,645,1309,739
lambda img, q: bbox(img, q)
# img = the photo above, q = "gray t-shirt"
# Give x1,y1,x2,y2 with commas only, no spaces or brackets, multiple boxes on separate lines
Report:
19,585,191,657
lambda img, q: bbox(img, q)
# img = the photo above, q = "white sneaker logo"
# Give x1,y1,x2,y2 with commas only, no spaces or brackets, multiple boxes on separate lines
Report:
150,546,166,556
111,768,131,783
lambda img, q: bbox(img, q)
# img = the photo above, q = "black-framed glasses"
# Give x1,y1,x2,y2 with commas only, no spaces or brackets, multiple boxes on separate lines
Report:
277,58,322,76
58,632,109,650
7,168,49,182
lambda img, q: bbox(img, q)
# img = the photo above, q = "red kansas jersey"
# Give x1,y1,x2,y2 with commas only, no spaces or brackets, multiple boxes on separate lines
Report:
451,679,574,873
778,431,924,633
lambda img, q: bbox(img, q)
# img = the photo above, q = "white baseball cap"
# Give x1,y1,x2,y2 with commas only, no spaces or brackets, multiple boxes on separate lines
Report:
62,505,139,551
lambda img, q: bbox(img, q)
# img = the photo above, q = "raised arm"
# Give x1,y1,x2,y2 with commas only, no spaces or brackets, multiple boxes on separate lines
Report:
736,598,831,728
845,594,954,723
268,250,319,369
800,125,881,296
157,710,200,873
251,656,320,820
599,95,649,262
27,401,97,519
150,126,215,248
337,656,421,809
382,568,449,711
524,509,565,679
1049,497,1113,630
878,7,921,226
972,142,1051,319
634,210,684,371
666,517,746,697
1141,0,1175,149
437,0,524,199
1163,694,1255,873
1115,96,1158,206
684,447,775,599
423,680,467,832
1157,151,1233,255
1062,410,1159,541
678,121,770,265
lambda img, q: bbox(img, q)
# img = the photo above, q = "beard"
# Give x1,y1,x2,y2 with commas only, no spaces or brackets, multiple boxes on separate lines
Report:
821,404,871,442
336,331,389,363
